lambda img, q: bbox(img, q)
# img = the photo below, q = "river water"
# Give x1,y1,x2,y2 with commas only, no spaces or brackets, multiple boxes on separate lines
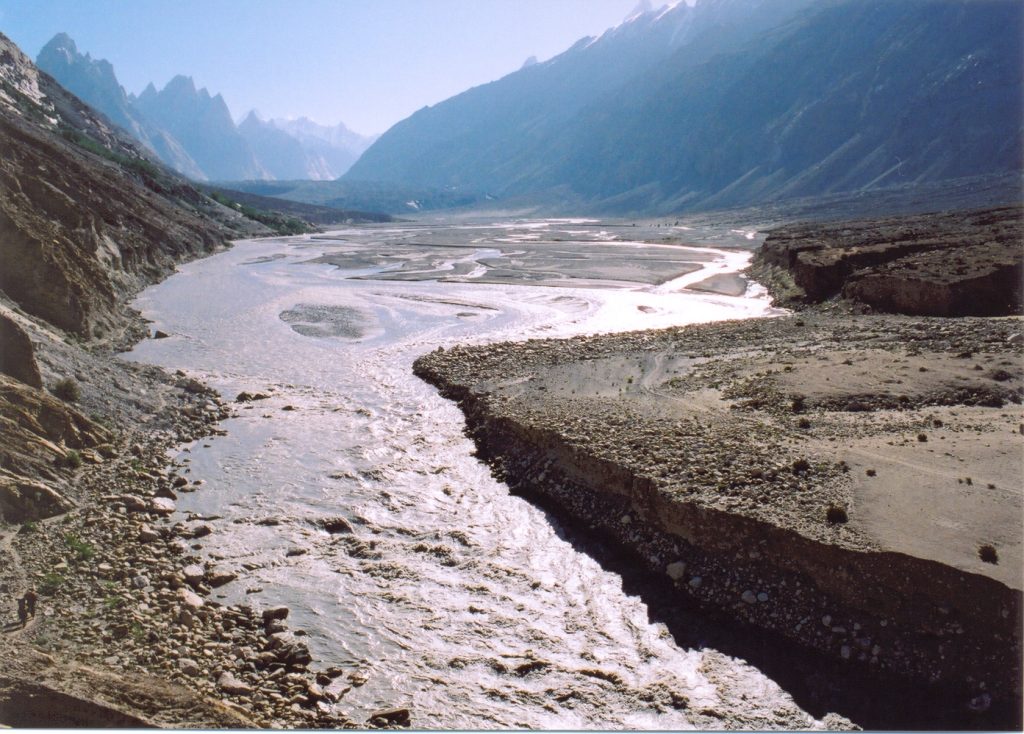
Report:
123,219,830,729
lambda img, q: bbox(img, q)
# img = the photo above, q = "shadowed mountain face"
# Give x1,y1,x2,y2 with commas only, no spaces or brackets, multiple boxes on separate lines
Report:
346,0,1023,215
237,111,312,180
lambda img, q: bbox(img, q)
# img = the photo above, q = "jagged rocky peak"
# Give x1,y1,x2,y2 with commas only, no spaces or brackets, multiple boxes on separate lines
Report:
34,34,209,181
137,81,158,101
38,32,119,88
38,31,77,62
161,74,199,98
269,116,375,150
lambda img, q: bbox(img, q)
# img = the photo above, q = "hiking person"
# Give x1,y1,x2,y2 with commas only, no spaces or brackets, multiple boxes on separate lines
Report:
17,597,27,628
24,588,37,618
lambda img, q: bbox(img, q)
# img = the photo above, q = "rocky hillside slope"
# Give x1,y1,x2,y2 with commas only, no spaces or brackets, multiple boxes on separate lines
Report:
0,33,270,341
0,30,272,521
750,205,1024,315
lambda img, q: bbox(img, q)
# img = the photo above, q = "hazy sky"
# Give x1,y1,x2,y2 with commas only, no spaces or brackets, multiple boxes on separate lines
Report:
0,0,643,134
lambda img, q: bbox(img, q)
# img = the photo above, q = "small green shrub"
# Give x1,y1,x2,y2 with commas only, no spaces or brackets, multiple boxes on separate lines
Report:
63,450,83,469
39,572,64,595
19,520,39,534
103,594,126,611
64,533,95,561
52,377,81,402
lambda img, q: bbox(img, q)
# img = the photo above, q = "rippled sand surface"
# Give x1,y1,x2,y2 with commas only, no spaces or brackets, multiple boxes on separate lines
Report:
122,220,842,728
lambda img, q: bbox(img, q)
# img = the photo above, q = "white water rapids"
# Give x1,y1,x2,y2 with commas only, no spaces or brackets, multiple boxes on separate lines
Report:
123,219,834,729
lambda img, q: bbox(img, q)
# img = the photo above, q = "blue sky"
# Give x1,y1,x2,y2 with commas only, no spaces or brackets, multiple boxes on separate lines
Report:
0,0,642,134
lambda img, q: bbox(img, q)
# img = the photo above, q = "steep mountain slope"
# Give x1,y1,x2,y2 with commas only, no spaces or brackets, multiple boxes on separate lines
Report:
559,0,1024,212
347,0,811,193
347,0,1022,214
0,29,264,524
35,34,205,179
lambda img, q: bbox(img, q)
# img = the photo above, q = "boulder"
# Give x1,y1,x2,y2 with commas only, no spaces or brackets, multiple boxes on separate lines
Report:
217,671,253,695
177,587,204,609
0,475,73,523
369,707,411,727
182,564,205,586
665,561,687,581
155,486,177,500
119,494,148,513
208,571,237,588
188,524,213,539
317,516,354,534
149,497,176,515
262,606,289,623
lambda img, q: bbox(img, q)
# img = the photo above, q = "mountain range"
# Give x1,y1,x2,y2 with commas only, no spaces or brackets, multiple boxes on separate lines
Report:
345,0,1023,215
36,33,375,182
29,0,1024,217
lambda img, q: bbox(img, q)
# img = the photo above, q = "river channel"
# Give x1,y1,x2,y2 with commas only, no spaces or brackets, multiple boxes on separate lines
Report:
123,219,837,729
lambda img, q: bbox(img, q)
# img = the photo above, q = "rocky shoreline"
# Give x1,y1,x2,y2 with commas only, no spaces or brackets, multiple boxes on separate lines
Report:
0,350,416,727
414,310,1023,728
0,33,417,726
